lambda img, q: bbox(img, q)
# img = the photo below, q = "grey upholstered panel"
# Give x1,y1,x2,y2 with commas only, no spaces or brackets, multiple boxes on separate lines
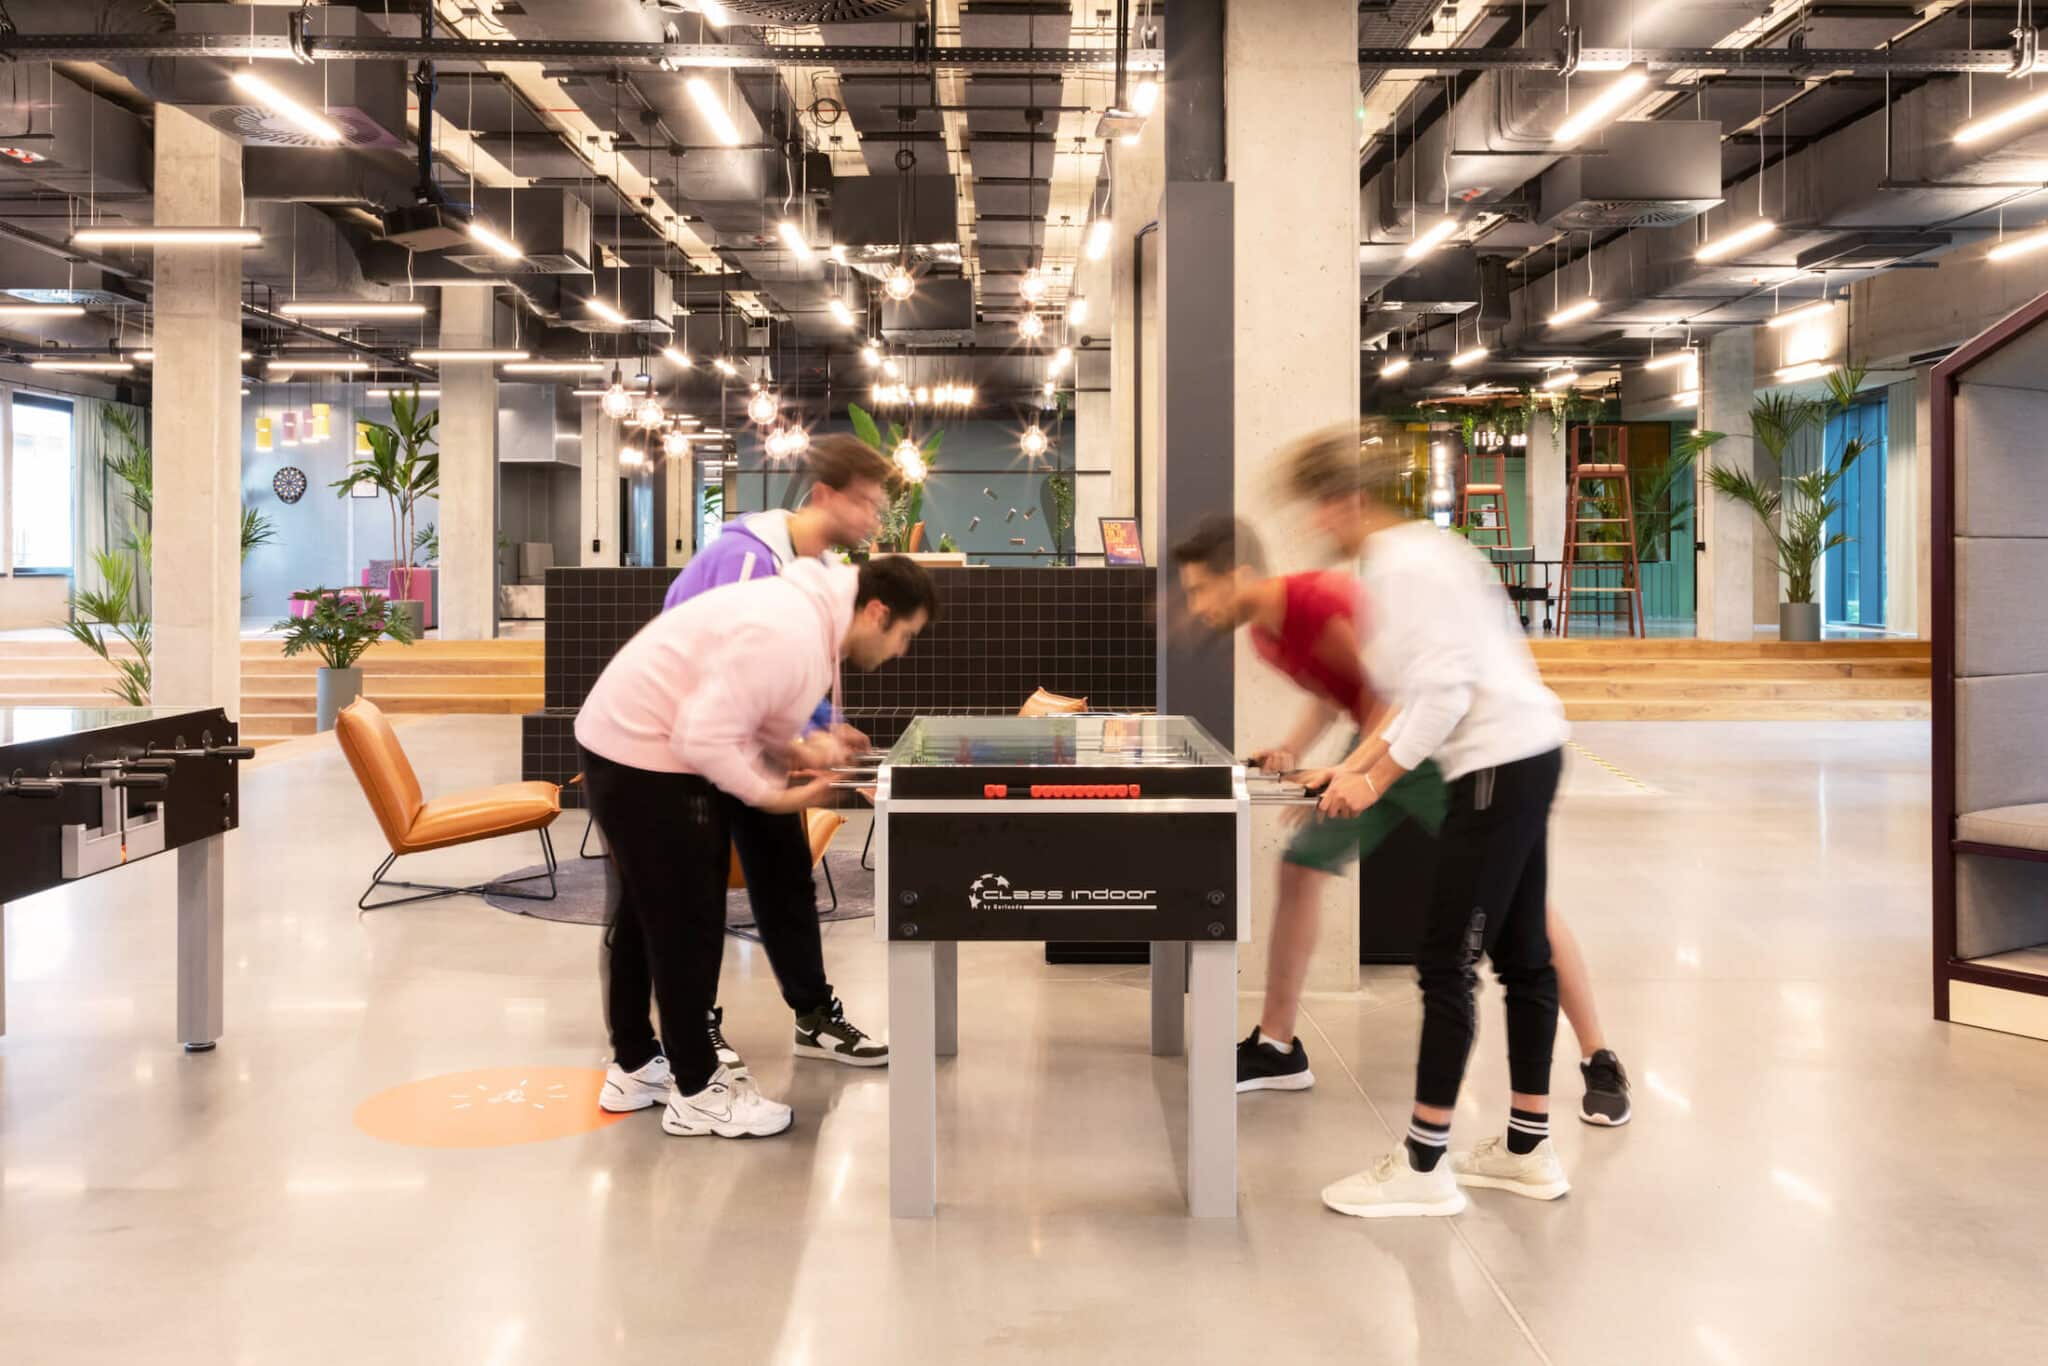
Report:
1956,537,2048,677
1954,381,2048,537
1958,804,2048,853
1956,673,2048,814
1956,853,2048,959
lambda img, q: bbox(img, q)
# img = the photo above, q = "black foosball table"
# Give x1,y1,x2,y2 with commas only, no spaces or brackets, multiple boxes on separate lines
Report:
873,714,1250,1218
1,707,249,1050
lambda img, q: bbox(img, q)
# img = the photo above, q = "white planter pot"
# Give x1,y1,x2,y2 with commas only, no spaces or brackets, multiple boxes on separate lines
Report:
316,667,363,731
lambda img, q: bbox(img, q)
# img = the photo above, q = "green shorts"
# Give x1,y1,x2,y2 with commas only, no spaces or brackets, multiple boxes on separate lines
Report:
1282,755,1447,875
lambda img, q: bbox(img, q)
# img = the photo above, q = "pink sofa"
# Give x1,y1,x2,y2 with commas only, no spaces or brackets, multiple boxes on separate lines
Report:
287,586,367,619
360,566,436,629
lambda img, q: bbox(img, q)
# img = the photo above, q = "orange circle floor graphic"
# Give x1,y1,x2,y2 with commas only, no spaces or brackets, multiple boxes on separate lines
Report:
353,1067,630,1148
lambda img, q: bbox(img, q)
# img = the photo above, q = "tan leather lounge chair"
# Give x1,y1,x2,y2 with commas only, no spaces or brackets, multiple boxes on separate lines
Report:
335,698,563,910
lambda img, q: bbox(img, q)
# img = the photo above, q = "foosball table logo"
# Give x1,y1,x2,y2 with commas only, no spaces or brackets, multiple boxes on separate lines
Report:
969,872,1157,910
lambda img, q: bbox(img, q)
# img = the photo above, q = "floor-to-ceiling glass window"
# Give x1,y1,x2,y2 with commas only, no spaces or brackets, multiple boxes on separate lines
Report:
10,393,75,575
1824,396,1887,628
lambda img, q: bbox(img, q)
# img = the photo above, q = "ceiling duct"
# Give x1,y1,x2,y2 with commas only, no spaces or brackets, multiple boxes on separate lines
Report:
568,267,675,333
832,175,960,246
717,2,920,18
880,276,975,345
0,253,138,308
1535,121,1722,230
0,72,149,198
446,188,594,275
1374,249,1482,316
1794,231,1951,272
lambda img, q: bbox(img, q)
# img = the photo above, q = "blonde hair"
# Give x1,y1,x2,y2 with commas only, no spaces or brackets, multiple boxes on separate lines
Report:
1277,417,1410,506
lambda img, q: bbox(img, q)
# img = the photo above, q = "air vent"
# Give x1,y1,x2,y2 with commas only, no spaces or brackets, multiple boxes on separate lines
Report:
1795,231,1950,271
718,1,918,17
1537,121,1722,233
4,287,133,307
208,107,402,152
1548,199,1722,230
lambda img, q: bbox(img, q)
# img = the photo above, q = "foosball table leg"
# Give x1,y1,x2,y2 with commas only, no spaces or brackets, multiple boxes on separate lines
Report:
1187,940,1239,1218
1150,941,1186,1057
934,940,958,1057
1,901,9,1038
889,940,938,1217
176,834,225,1052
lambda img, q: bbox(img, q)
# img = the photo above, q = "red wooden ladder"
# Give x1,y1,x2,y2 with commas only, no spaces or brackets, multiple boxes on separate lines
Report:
1559,424,1644,637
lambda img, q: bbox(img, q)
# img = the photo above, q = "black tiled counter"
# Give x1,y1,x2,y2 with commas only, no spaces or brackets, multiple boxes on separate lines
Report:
523,565,1158,805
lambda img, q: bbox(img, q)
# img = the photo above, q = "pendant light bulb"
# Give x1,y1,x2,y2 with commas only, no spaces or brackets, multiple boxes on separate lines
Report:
663,427,690,458
1017,311,1045,340
884,266,916,301
1019,268,1048,303
747,389,779,425
1020,425,1049,459
601,367,632,420
636,394,665,428
893,437,927,484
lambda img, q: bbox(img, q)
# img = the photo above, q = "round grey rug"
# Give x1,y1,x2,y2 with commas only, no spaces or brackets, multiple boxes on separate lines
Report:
484,851,872,940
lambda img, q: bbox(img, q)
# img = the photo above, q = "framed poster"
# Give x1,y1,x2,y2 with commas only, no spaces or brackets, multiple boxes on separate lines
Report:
1099,517,1144,566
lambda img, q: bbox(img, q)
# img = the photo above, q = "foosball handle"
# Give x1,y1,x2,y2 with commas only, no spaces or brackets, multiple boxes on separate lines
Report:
108,771,170,790
210,745,256,760
3,777,61,799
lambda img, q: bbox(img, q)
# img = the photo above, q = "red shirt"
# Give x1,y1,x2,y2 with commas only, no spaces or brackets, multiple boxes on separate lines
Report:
1249,572,1373,726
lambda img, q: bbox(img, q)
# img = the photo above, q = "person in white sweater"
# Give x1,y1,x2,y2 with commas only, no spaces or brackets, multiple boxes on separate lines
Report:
1277,422,1576,1220
575,556,937,1139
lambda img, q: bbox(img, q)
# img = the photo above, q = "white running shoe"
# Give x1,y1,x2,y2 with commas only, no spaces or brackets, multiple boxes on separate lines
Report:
599,1054,673,1113
1322,1152,1467,1219
661,1065,794,1139
1450,1136,1572,1200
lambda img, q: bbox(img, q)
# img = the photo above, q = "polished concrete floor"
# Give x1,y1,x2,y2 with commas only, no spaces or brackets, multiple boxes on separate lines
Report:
3,715,2043,1365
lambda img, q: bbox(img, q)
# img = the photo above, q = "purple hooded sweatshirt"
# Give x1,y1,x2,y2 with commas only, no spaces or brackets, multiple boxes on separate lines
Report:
664,511,837,732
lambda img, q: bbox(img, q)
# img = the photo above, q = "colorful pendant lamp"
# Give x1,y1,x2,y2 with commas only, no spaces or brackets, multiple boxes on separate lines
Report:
311,402,331,442
255,416,274,453
281,410,298,446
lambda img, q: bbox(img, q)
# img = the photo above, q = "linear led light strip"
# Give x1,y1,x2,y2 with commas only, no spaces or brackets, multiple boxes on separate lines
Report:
466,220,523,261
130,350,253,361
412,348,529,362
231,71,342,144
661,346,692,368
72,226,262,247
0,303,85,318
1766,300,1834,330
1643,349,1697,372
267,359,367,373
1696,219,1776,263
776,220,813,263
31,359,132,372
1449,346,1488,368
1553,67,1650,146
585,297,628,326
1987,225,2048,262
1379,356,1411,378
502,361,609,374
278,301,427,318
827,299,856,327
1541,369,1580,390
1956,90,2048,146
1549,297,1600,327
1405,218,1459,261
686,76,743,148
367,387,439,397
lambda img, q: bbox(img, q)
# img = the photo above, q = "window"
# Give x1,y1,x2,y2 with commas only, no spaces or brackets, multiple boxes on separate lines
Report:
11,394,75,573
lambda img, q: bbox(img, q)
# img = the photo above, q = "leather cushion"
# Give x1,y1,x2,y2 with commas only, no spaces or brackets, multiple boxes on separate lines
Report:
335,698,426,851
403,781,562,854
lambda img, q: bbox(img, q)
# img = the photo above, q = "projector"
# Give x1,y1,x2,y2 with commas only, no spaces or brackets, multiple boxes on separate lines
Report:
380,201,475,251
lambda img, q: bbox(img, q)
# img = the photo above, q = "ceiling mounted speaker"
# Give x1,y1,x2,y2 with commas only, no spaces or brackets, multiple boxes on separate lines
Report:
716,1,921,19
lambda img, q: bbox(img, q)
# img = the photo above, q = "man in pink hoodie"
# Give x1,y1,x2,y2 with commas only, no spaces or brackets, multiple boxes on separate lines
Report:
576,555,937,1138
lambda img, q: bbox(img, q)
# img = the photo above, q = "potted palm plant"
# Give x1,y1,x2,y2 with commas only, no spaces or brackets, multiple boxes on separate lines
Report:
1705,366,1868,642
273,589,419,731
334,385,439,636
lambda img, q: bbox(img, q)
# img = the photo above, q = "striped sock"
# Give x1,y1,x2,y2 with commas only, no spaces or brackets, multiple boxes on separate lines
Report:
1405,1115,1450,1172
1506,1107,1549,1155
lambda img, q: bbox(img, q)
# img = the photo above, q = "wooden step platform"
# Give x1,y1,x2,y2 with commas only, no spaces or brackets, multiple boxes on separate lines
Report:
1531,638,1931,721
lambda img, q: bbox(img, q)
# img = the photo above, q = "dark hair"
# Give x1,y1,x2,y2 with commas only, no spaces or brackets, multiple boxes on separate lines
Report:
807,433,898,493
856,554,940,624
1171,516,1266,576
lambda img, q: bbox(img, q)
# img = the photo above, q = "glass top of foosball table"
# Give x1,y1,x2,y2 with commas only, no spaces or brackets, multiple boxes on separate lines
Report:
885,715,1235,769
0,707,164,748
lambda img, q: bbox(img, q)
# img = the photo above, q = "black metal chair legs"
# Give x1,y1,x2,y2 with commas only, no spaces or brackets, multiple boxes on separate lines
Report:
357,827,560,912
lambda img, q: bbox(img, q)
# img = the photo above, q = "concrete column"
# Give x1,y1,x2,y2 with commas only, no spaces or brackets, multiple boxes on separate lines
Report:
1696,328,1756,640
435,288,498,638
578,398,621,567
150,105,242,715
1227,0,1361,992
1108,114,1163,565
1527,415,1565,566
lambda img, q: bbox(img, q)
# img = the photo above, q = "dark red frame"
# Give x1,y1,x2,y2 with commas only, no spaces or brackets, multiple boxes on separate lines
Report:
1929,287,2048,1021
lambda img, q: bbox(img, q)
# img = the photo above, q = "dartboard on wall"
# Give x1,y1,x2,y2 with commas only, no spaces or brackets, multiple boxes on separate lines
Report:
272,466,308,504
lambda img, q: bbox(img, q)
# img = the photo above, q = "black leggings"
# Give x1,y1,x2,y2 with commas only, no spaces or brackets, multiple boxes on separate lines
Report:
581,746,833,1095
1413,747,1563,1109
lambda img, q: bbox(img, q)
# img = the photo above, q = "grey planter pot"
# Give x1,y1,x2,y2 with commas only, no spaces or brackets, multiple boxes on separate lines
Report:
1780,601,1823,642
316,667,363,732
387,598,426,638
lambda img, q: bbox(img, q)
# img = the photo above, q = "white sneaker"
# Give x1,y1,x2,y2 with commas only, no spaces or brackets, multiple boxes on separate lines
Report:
1322,1152,1467,1219
1451,1136,1571,1201
599,1055,673,1113
661,1065,794,1139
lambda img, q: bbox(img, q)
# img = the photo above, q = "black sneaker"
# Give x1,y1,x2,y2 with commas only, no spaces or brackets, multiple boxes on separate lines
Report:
707,1006,747,1080
1236,1029,1315,1093
1579,1049,1632,1126
794,997,889,1067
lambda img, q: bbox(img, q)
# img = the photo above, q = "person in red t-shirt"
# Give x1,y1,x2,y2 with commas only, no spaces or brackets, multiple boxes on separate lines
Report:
1173,516,1629,1125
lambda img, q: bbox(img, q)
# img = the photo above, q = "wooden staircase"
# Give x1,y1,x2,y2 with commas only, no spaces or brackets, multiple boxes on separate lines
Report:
1532,639,1931,721
0,638,544,745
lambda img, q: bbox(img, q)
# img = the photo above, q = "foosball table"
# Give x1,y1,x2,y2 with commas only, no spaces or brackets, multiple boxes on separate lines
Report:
872,714,1251,1218
0,707,249,1050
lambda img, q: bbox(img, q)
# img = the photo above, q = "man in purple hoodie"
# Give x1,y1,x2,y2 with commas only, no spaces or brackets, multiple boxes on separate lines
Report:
619,434,897,1085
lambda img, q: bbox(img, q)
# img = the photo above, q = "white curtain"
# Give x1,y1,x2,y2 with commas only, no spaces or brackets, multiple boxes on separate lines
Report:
71,396,149,605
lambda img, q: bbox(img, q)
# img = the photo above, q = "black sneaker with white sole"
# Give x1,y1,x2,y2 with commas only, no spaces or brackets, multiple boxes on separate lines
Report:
707,1006,748,1079
794,997,888,1067
1579,1048,1632,1126
1236,1029,1315,1093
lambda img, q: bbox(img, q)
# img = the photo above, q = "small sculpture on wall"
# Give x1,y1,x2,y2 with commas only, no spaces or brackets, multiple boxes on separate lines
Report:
272,466,308,504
